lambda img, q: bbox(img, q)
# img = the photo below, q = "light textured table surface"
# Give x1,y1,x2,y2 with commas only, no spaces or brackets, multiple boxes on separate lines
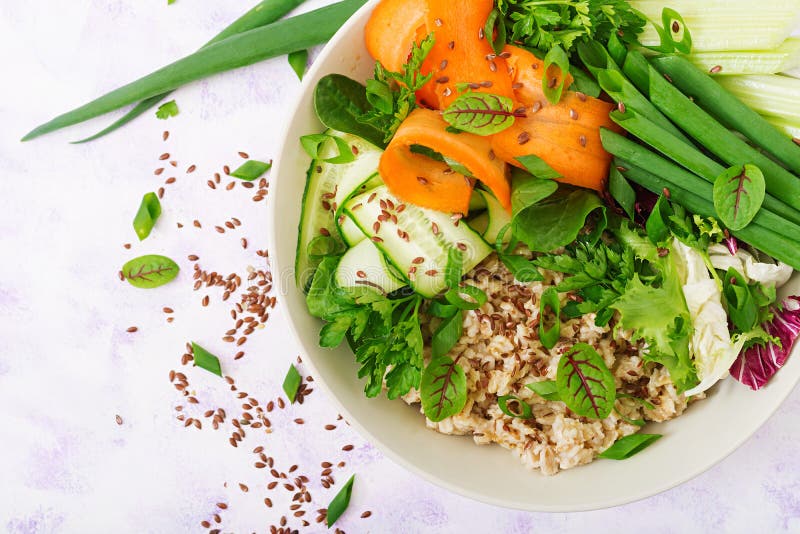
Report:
1,1,799,532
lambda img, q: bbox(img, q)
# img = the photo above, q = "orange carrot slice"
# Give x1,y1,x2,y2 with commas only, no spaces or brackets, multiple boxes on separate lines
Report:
365,0,428,74
504,45,574,108
380,108,510,213
415,0,514,110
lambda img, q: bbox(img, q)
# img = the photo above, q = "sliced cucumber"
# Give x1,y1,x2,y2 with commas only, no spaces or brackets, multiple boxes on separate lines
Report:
478,189,512,245
295,131,382,291
336,173,383,246
335,239,405,294
469,190,487,211
467,212,489,235
343,185,493,298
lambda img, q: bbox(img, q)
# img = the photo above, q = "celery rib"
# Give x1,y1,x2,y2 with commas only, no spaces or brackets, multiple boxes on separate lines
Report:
687,39,800,76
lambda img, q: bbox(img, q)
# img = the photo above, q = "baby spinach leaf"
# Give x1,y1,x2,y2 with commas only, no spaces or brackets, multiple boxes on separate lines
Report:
498,395,533,418
713,164,765,231
526,380,561,401
122,254,179,289
539,287,561,349
598,433,662,460
510,172,558,215
513,188,606,252
191,342,222,377
516,155,561,180
313,74,386,148
326,474,355,527
421,355,467,422
498,253,544,282
556,343,616,419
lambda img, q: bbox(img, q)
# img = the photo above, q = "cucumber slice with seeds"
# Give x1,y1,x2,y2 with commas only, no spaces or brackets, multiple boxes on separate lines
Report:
335,239,405,294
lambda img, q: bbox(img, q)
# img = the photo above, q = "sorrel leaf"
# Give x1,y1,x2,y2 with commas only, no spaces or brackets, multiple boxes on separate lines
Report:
713,164,765,230
420,355,467,422
122,255,179,289
443,92,522,136
556,343,616,419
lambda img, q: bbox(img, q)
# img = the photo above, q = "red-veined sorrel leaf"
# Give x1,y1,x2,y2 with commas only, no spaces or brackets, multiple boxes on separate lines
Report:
713,164,765,231
420,355,467,422
122,254,179,289
731,296,800,390
556,343,616,419
442,92,523,136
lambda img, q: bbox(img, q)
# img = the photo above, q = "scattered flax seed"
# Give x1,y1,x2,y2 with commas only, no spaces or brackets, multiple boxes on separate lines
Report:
169,161,177,168
123,243,131,250
214,173,221,184
159,153,170,161
165,177,176,184
294,418,305,425
569,108,578,120
576,92,587,102
188,255,199,261
223,165,231,175
793,138,800,147
517,131,531,145
208,180,217,190
115,415,123,425
225,221,235,230
361,511,372,519
126,326,138,333
157,187,165,199
163,307,174,314
663,73,673,83
162,131,169,141
202,296,209,307
709,65,722,74
226,182,236,191
264,498,273,508
579,135,587,148
193,220,202,228
215,226,225,234
342,444,354,451
239,483,249,492
186,164,196,173
239,151,250,159
217,503,228,510
436,76,450,84
241,238,248,249
154,168,164,176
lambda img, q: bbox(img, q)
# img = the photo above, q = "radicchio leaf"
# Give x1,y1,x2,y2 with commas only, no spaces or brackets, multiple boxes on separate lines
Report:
730,297,800,390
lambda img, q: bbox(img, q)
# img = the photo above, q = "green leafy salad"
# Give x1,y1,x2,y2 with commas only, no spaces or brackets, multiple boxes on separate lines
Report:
295,0,800,467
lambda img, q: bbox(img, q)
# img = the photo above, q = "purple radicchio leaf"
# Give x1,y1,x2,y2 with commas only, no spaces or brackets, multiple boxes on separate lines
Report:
730,297,800,390
724,233,739,255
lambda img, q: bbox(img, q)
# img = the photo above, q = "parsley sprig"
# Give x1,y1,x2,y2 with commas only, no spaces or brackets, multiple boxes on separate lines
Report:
498,0,645,55
360,34,435,143
307,256,424,399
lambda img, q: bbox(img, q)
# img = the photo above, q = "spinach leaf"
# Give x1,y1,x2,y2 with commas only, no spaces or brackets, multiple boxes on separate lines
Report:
313,74,387,148
513,187,606,252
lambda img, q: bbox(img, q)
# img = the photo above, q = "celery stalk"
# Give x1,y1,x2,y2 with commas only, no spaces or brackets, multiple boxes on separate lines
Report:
716,74,800,123
766,116,800,139
688,39,800,75
630,0,800,52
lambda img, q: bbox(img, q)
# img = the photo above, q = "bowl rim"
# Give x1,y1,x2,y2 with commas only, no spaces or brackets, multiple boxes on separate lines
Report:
268,0,800,512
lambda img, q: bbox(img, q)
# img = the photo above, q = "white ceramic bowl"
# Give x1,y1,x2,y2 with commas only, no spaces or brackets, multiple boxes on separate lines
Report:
269,0,800,511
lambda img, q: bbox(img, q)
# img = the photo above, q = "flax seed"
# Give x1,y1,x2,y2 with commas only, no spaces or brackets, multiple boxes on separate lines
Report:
126,326,138,333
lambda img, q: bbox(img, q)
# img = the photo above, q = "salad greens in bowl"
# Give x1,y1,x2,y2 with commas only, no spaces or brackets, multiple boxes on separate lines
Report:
270,0,800,510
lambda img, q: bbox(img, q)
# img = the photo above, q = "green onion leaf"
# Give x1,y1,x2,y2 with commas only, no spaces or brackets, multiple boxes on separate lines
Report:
526,380,561,401
121,255,179,289
543,45,570,104
326,474,355,528
608,166,636,220
515,155,561,180
132,192,162,241
428,300,459,319
445,285,488,310
662,8,692,54
617,392,655,411
444,249,463,289
606,32,628,66
484,8,507,56
598,434,662,460
713,164,766,231
431,309,463,358
300,134,356,164
442,92,519,136
288,49,309,81
231,159,272,181
155,100,179,119
191,342,222,376
539,287,561,350
421,355,467,422
282,364,303,403
615,409,647,427
498,395,533,419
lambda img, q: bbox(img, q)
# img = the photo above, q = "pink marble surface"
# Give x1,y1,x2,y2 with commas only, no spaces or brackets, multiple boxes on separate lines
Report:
0,1,798,532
